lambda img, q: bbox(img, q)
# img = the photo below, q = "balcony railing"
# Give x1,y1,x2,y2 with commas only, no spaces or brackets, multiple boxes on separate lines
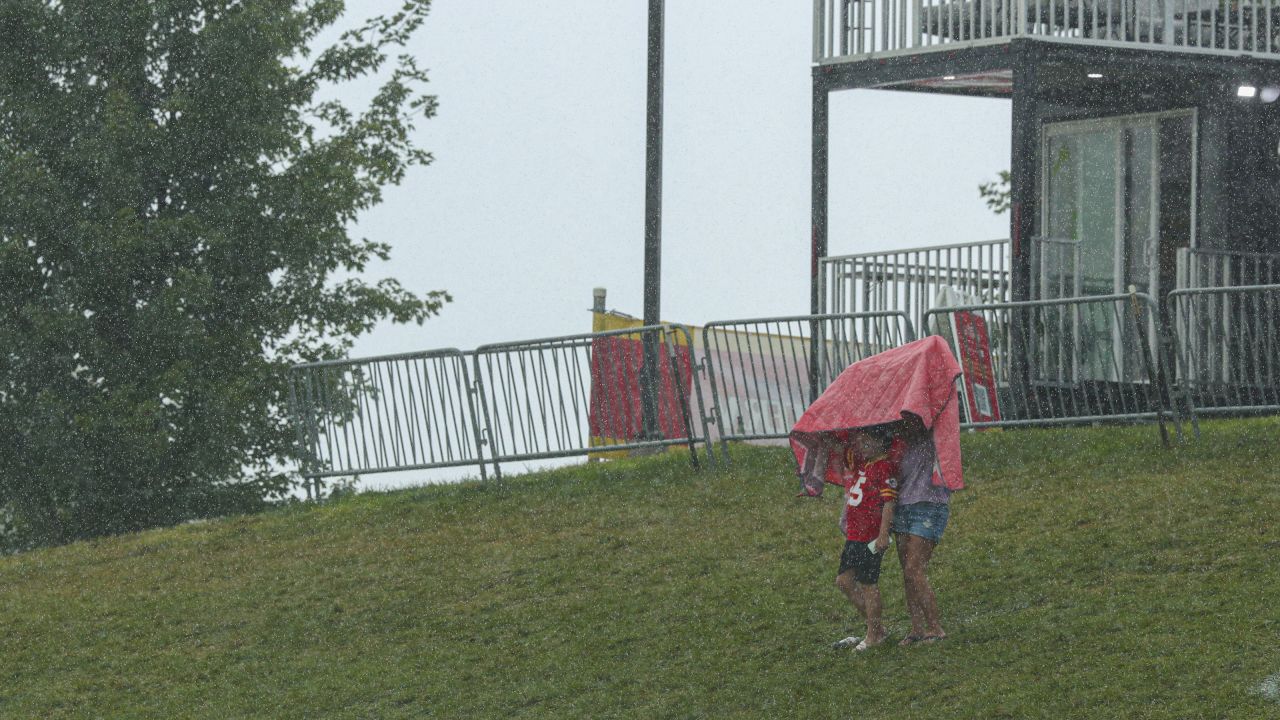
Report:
820,238,1011,333
814,0,1280,62
1176,247,1280,290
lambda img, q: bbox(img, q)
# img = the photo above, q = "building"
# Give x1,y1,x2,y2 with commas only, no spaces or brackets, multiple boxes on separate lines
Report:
809,2,1280,420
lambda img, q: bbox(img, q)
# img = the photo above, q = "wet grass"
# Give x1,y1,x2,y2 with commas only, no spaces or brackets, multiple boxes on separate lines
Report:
1,417,1278,718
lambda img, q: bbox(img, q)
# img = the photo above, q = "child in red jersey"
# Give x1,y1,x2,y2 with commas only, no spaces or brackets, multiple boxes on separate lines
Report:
829,426,899,652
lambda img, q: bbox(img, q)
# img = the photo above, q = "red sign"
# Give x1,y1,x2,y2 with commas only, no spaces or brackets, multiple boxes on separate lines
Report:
952,311,1001,423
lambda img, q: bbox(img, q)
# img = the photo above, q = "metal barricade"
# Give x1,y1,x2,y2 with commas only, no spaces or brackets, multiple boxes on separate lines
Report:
700,311,916,460
472,324,713,478
288,349,488,496
1169,284,1280,416
292,288,1280,492
924,293,1183,442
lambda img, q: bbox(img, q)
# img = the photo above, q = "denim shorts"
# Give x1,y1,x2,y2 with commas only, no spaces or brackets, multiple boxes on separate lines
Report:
892,501,950,544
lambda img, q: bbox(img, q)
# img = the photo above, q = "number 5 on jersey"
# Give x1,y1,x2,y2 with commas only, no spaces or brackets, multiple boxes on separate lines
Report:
846,474,866,507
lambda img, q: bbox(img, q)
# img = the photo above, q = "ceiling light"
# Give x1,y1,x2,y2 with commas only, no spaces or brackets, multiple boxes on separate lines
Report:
1238,84,1258,98
1261,86,1280,103
943,75,956,80
1087,72,1103,79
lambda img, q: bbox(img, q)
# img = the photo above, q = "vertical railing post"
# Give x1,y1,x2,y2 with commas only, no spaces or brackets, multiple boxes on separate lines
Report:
814,0,826,61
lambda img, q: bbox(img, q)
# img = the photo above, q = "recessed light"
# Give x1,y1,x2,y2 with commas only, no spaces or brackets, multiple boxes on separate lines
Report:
1087,73,1103,79
1238,84,1258,98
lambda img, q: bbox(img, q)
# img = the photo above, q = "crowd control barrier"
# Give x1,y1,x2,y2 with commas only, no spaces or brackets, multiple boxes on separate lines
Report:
1169,284,1280,418
924,293,1186,444
698,311,915,461
288,349,487,497
471,324,713,479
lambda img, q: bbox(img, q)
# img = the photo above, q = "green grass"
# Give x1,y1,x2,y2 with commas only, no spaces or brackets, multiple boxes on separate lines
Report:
2,418,1279,718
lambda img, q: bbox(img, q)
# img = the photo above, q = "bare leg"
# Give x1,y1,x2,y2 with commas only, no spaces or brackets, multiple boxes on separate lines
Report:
859,582,887,645
896,533,945,643
835,570,866,617
835,571,886,645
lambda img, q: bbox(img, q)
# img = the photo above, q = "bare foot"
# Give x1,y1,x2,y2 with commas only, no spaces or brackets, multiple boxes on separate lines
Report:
855,633,889,651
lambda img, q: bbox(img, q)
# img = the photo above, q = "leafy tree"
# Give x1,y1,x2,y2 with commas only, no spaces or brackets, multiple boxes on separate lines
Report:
978,170,1011,215
0,0,446,548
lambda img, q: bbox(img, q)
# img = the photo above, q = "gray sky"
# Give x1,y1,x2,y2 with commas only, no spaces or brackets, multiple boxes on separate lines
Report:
326,1,1012,487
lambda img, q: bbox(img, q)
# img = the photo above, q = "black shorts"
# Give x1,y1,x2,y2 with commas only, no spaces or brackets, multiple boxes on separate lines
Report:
838,539,884,585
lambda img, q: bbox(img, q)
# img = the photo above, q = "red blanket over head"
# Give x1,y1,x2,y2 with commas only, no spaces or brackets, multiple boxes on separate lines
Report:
789,335,964,493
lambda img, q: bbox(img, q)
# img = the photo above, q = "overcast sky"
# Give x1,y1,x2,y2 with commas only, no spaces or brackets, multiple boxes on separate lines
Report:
324,1,1012,488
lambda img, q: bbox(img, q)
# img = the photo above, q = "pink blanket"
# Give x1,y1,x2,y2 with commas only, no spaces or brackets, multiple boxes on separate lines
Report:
790,335,964,493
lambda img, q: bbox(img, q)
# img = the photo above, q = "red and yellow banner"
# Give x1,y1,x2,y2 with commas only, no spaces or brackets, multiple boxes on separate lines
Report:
589,313,692,458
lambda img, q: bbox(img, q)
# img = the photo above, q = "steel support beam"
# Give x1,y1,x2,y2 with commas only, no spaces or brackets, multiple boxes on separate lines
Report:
810,76,830,402
1010,44,1037,302
1008,45,1038,409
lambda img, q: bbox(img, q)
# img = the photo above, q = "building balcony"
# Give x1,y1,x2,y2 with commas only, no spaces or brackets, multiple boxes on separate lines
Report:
814,0,1280,64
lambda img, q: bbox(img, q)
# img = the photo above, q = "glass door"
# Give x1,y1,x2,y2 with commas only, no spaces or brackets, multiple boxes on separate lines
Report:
1039,111,1190,383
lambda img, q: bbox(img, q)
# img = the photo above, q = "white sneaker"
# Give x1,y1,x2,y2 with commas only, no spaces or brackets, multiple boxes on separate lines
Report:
831,635,862,649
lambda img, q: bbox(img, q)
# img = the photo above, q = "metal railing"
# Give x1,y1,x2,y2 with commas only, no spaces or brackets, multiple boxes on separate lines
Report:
699,312,916,459
1176,247,1280,291
1169,284,1280,415
815,0,1280,62
924,292,1183,441
288,349,488,495
290,325,714,490
289,287,1280,490
1032,236,1082,301
471,324,713,478
821,239,1011,335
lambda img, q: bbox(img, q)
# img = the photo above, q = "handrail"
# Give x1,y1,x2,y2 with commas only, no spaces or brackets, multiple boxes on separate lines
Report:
822,238,1009,262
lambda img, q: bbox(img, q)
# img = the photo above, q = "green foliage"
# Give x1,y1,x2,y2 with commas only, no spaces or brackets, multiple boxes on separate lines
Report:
0,419,1278,717
979,169,1011,215
0,1,446,547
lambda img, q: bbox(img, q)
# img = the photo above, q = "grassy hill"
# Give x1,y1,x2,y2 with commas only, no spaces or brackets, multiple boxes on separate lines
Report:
2,417,1279,719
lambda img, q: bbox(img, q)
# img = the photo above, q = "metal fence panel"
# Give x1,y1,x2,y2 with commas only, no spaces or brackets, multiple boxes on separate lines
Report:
1176,248,1280,290
1169,284,1280,415
289,287,1263,491
288,348,487,494
821,240,1011,335
925,293,1182,440
700,311,916,458
472,324,712,477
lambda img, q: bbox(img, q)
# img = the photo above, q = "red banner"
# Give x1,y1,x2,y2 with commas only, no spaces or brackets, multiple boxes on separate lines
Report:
588,334,692,445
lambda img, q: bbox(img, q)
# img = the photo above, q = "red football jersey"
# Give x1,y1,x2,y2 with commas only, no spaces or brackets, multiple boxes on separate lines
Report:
838,453,899,542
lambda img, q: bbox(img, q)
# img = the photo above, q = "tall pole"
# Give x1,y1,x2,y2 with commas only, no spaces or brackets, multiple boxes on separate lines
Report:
809,76,829,403
641,0,664,440
1009,48,1037,411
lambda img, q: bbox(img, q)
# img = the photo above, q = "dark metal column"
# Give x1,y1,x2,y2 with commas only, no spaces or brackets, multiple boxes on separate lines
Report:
1009,46,1037,304
1009,44,1038,413
809,75,830,402
641,0,664,439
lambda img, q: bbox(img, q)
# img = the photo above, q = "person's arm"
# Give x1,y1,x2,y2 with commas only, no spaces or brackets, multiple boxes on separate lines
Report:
796,442,831,497
874,500,896,553
874,465,899,552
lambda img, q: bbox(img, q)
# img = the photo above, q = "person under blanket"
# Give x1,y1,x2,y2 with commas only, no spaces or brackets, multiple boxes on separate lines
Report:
803,426,899,652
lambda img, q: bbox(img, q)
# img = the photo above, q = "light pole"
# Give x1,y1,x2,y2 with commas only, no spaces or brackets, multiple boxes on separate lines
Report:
640,0,664,440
